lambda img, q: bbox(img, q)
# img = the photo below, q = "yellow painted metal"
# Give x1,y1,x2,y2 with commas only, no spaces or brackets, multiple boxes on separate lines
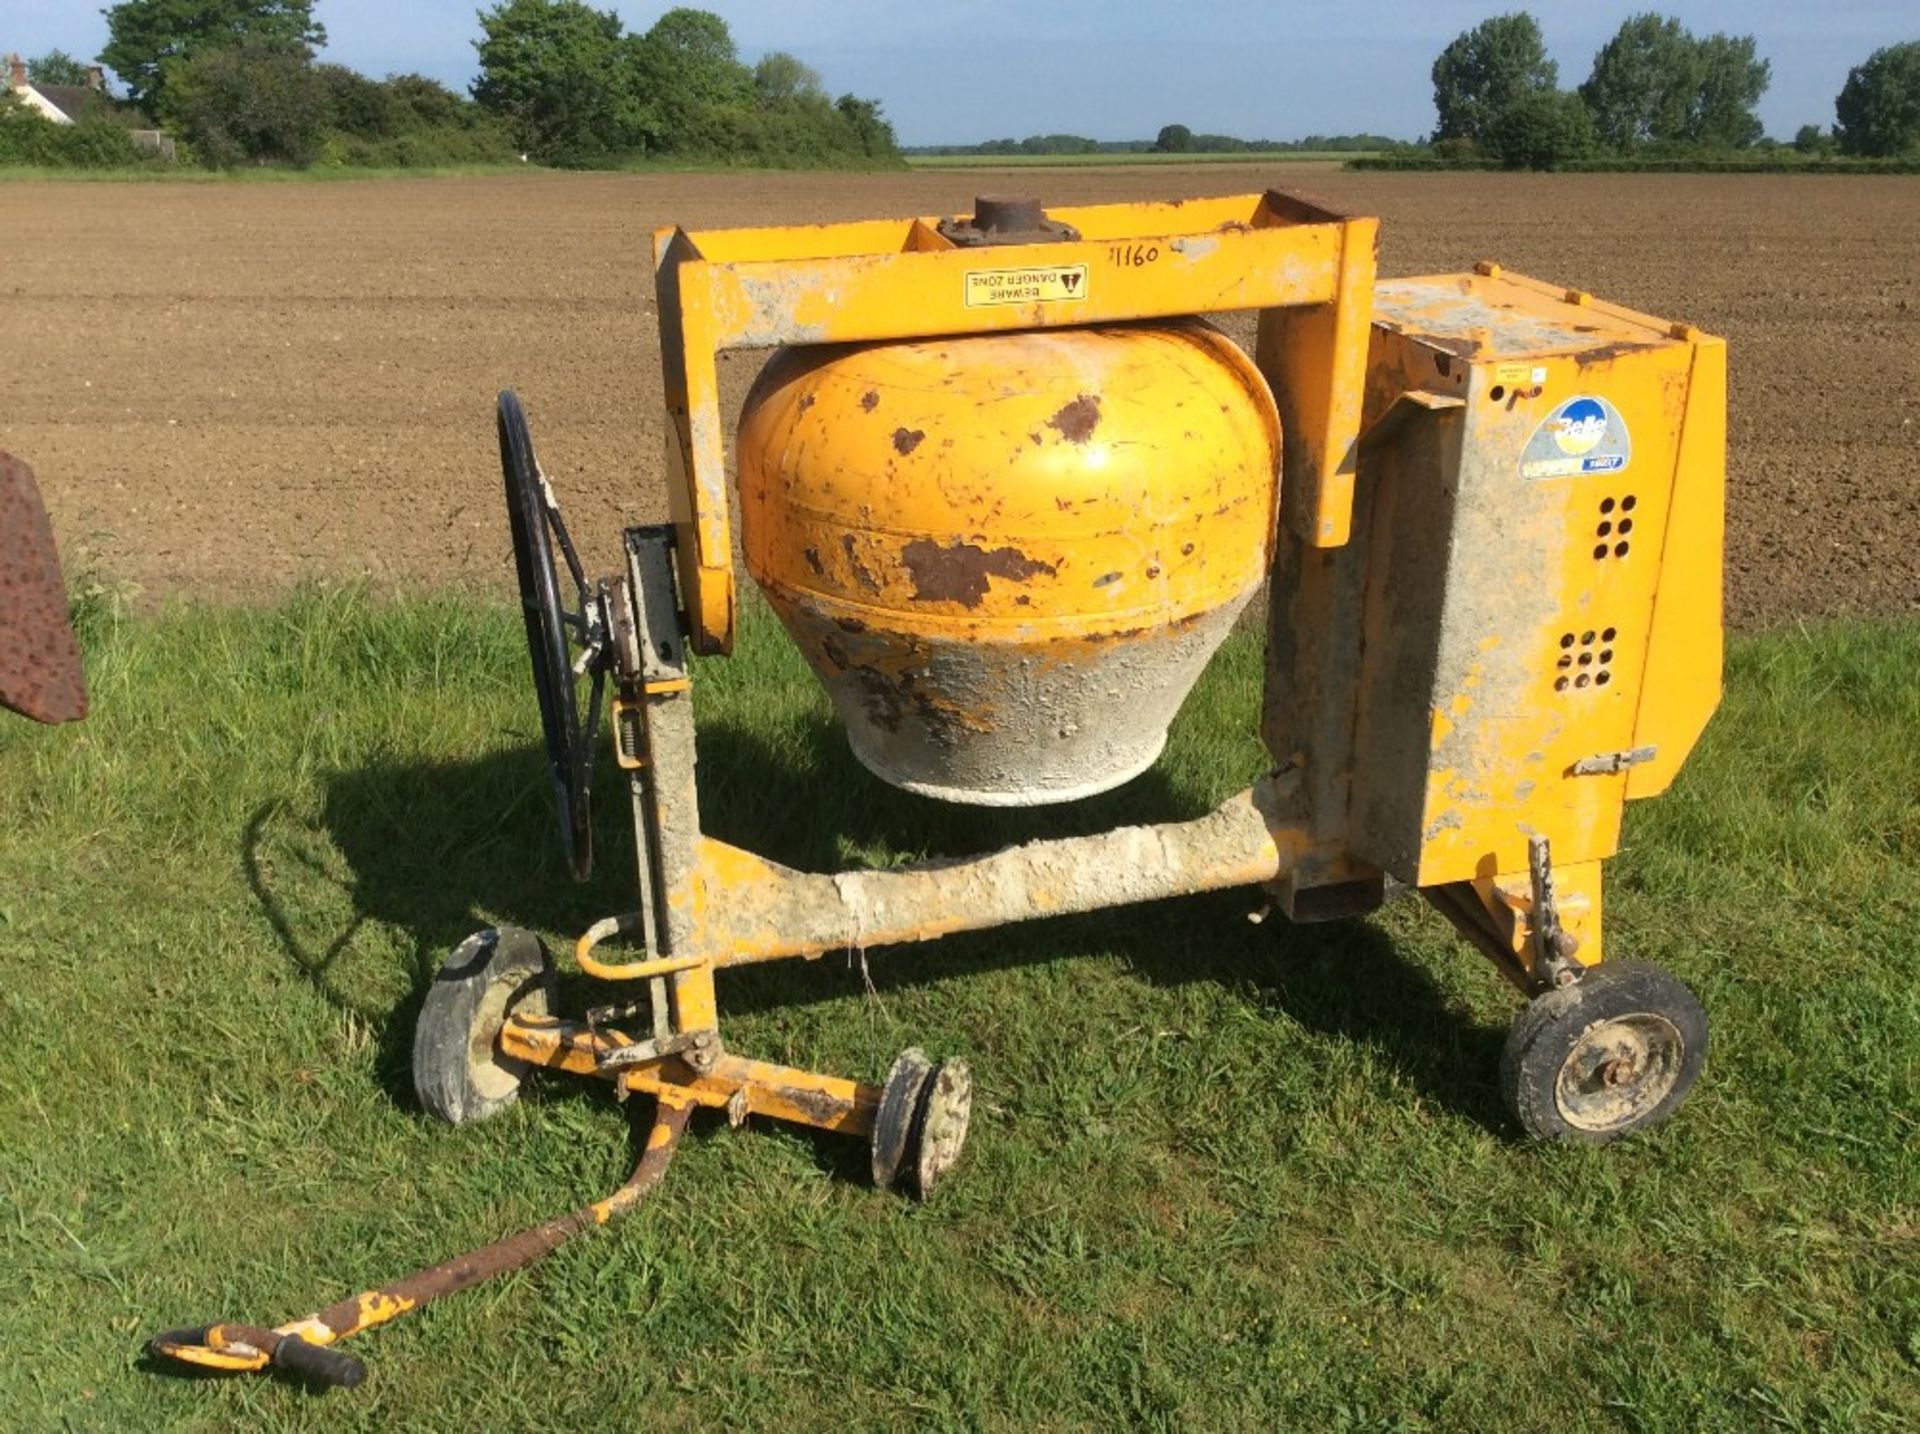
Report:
1330,269,1723,894
574,914,704,982
1255,190,1379,547
666,777,1313,968
1627,332,1726,799
736,318,1280,802
498,1017,880,1135
1482,861,1607,970
653,189,1378,654
739,321,1276,635
161,1337,269,1373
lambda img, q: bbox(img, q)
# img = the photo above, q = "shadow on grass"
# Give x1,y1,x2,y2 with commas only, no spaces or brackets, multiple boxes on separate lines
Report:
244,708,1508,1138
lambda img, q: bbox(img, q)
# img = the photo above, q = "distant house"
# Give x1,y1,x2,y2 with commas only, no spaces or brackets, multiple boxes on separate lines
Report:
5,55,111,124
5,54,175,160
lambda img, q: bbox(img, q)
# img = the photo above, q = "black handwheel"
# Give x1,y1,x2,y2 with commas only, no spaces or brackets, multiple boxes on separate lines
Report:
414,927,556,1125
1501,960,1708,1143
499,390,607,881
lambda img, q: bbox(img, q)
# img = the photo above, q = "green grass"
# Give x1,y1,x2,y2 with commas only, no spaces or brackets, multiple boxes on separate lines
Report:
905,150,1373,169
1,588,1915,1429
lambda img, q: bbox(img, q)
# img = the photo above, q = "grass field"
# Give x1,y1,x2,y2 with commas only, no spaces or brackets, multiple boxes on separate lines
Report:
1,590,1915,1429
904,151,1372,168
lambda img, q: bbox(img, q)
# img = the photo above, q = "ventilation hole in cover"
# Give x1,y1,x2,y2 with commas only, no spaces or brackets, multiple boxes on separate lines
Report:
1593,544,1608,559
1622,494,1637,511
1575,673,1591,688
1615,540,1631,558
1619,518,1634,535
1602,626,1617,641
1598,520,1613,537
1581,631,1596,645
1555,676,1570,692
1600,497,1616,514
1561,632,1576,648
1596,671,1611,686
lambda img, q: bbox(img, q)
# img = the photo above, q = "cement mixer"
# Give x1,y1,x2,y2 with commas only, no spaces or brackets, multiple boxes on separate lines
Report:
152,190,1725,1388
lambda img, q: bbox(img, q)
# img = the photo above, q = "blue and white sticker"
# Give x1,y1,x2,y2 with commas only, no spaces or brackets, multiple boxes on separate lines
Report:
1520,395,1631,480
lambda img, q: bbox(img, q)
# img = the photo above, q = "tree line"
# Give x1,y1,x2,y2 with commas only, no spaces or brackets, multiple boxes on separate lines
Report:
1419,12,1920,170
913,130,1397,158
1,0,898,171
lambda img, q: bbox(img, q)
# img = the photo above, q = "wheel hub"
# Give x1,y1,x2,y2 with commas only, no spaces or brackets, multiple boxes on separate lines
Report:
1555,1012,1684,1133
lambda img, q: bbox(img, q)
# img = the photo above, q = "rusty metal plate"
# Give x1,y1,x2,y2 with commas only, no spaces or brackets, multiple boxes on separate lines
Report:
0,452,87,724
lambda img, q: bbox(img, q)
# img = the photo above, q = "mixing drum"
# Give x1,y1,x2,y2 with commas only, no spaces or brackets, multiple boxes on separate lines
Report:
737,318,1280,805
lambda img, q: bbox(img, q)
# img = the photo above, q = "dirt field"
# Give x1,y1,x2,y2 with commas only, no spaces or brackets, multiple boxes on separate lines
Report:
3,165,1916,625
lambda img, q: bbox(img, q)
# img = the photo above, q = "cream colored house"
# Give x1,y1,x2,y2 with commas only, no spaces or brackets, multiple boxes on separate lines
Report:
5,54,110,124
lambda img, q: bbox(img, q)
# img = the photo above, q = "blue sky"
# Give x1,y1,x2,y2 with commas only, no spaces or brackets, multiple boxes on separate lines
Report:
6,1,1914,143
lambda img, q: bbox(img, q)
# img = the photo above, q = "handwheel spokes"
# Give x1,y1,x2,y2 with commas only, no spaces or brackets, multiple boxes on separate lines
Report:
497,389,615,881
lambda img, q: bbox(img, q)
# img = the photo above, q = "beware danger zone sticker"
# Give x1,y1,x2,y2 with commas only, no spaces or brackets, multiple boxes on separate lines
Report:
964,264,1089,308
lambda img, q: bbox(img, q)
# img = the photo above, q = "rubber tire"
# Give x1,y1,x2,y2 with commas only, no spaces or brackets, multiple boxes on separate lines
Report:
871,1048,933,1189
414,927,556,1126
1501,959,1708,1144
904,1058,973,1200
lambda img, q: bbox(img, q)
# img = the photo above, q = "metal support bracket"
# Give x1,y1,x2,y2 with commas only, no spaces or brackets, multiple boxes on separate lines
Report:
1527,835,1583,989
1571,745,1659,776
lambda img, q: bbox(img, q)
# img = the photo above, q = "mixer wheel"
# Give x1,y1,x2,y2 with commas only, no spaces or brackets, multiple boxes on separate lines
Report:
1500,960,1707,1144
870,1048,932,1189
906,1058,974,1198
870,1049,973,1198
414,927,556,1126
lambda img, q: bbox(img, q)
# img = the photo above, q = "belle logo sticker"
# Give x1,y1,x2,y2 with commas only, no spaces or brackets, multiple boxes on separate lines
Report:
1521,394,1631,479
964,264,1089,308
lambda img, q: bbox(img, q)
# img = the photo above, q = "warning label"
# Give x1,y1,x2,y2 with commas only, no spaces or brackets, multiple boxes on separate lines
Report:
964,264,1089,308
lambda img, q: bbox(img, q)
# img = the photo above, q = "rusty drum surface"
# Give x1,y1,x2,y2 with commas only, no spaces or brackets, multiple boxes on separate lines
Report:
0,452,87,725
737,319,1280,806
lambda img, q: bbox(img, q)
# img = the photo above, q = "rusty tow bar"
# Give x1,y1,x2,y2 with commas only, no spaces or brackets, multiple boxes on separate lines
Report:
147,1095,693,1389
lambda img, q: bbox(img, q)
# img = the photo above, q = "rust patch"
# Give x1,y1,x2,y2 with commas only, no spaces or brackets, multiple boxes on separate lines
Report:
892,427,926,455
803,547,825,577
776,1084,856,1127
834,616,868,634
1046,394,1101,443
1575,341,1656,368
282,1096,691,1351
0,453,88,724
901,538,1055,608
797,393,816,413
841,534,881,593
859,389,879,412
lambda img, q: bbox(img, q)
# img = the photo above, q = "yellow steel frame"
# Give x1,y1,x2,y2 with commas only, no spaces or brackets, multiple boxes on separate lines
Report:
147,191,1727,1390
655,189,1379,654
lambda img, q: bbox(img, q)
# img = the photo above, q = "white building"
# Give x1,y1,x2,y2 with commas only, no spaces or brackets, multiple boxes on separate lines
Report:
5,54,111,124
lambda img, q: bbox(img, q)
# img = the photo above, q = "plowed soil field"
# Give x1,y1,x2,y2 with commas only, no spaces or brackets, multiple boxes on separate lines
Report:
3,166,1916,625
